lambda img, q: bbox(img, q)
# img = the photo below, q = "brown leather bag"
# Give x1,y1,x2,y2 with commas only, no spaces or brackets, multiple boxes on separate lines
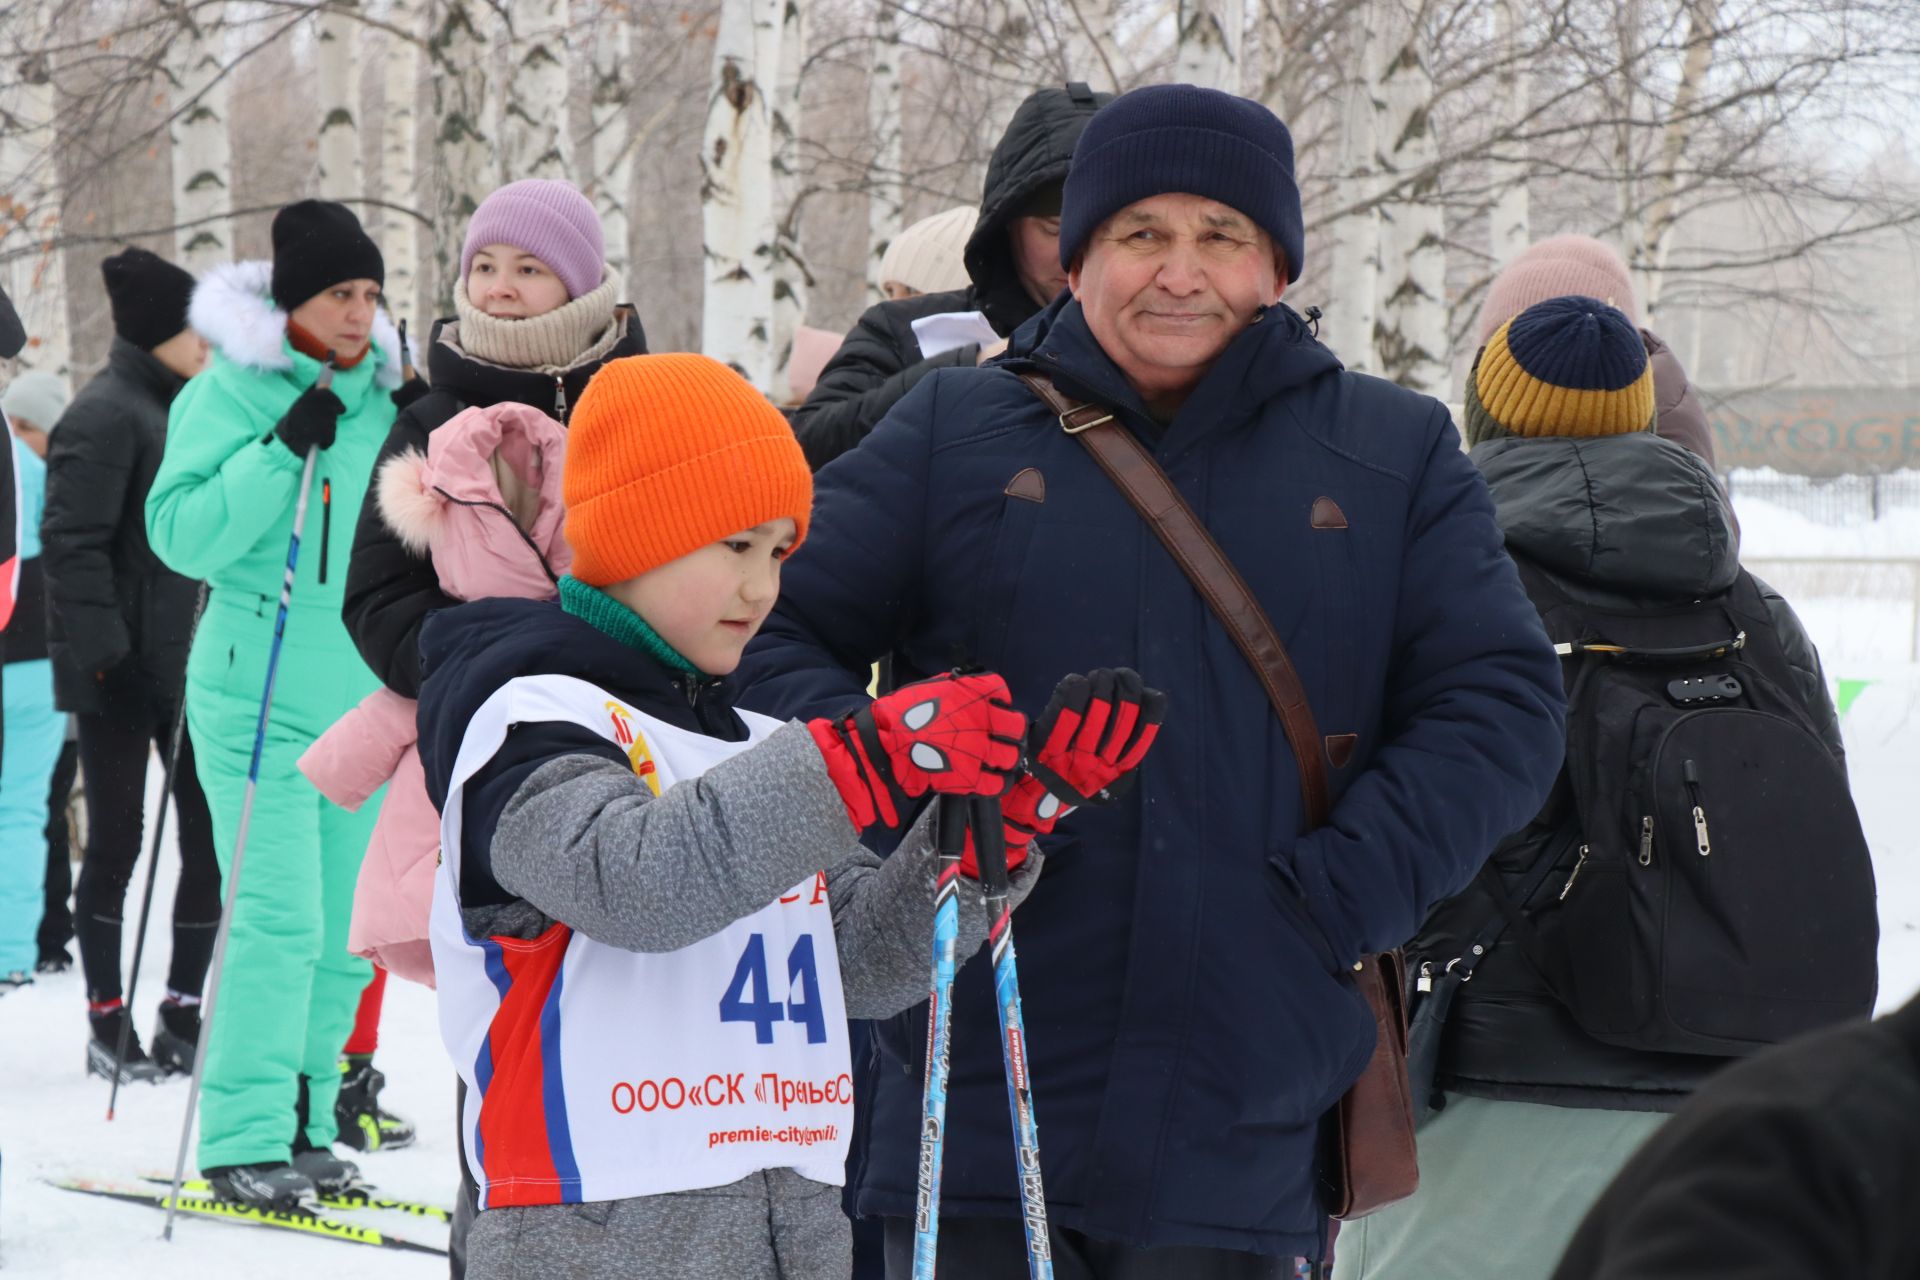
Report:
1018,373,1420,1220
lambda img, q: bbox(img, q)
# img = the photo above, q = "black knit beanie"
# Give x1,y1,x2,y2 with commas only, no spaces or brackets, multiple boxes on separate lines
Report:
1058,83,1305,282
269,200,384,312
100,248,197,351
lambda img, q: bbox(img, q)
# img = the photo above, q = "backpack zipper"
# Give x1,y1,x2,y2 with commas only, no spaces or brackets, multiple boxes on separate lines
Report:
1638,815,1655,866
1683,758,1712,856
1558,844,1591,901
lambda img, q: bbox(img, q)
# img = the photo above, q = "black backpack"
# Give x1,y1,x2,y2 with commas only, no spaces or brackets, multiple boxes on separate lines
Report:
1481,559,1877,1058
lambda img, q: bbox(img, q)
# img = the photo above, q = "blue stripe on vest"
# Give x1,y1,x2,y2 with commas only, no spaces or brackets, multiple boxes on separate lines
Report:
539,957,583,1201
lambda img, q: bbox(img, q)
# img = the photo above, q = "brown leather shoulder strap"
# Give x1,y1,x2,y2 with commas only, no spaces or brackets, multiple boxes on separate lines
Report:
1016,372,1330,828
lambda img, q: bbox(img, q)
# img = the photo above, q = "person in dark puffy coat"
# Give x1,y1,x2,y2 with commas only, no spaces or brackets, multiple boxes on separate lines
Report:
736,85,1567,1277
1335,297,1855,1280
40,248,223,1075
342,178,646,700
790,82,1110,470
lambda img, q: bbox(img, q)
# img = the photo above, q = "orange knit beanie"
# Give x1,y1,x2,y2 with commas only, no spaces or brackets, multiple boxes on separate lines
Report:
563,353,812,586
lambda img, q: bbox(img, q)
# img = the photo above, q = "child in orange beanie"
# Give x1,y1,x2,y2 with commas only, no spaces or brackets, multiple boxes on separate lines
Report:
413,353,1163,1278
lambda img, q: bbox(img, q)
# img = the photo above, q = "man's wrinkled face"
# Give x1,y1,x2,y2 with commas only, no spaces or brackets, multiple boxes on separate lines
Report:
1068,193,1284,409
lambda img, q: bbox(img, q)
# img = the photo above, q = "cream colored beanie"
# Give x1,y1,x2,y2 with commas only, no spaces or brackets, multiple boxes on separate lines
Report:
879,206,977,296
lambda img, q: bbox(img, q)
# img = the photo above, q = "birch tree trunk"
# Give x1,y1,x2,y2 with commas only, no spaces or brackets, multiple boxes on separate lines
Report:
0,1,68,376
1635,0,1722,317
701,0,782,388
979,0,1031,147
1486,0,1529,267
380,0,422,333
1612,0,1643,292
865,7,903,303
769,0,808,402
1373,1,1448,398
588,0,634,282
167,0,234,275
430,0,495,311
1324,0,1379,371
501,0,571,181
1175,0,1243,92
1062,0,1122,91
316,1,363,200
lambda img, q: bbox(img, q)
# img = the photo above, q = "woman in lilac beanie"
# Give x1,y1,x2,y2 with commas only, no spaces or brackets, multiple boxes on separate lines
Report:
344,177,647,699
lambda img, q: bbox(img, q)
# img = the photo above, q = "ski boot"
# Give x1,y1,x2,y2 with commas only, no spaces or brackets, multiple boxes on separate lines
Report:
0,970,31,994
36,947,72,974
85,1005,164,1083
334,1058,416,1152
150,998,201,1076
205,1162,320,1212
290,1141,364,1197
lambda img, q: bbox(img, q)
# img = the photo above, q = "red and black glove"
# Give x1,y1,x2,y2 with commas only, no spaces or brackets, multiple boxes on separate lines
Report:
810,672,1027,831
961,668,1168,878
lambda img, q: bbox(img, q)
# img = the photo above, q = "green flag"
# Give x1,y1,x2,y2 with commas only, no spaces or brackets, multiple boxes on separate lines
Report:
1835,678,1875,718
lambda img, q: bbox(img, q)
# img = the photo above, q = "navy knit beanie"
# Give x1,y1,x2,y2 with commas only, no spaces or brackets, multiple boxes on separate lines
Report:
1058,84,1304,282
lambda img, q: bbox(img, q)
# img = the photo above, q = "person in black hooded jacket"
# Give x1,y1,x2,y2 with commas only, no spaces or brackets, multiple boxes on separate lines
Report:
39,248,224,1075
342,178,646,699
789,82,1109,470
1333,298,1857,1280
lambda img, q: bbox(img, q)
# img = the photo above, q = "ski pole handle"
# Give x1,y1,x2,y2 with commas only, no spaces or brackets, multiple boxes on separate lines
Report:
398,319,415,382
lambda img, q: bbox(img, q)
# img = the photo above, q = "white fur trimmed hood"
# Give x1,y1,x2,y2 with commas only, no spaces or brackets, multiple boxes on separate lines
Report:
190,260,404,390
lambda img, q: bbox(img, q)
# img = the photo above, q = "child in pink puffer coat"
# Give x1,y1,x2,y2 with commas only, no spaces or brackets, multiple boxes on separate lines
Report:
300,402,569,986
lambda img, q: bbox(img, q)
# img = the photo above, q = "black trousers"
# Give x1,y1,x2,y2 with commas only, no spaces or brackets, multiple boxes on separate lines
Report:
882,1215,1297,1279
38,735,78,959
71,695,221,1005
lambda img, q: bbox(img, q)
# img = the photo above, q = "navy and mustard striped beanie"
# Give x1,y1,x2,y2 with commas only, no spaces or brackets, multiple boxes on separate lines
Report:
1464,294,1655,447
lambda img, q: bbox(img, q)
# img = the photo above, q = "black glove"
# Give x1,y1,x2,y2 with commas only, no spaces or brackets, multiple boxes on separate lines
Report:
391,377,431,411
273,384,345,456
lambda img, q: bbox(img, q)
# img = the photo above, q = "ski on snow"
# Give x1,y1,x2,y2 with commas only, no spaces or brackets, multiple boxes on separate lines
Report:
50,1177,449,1256
140,1173,455,1222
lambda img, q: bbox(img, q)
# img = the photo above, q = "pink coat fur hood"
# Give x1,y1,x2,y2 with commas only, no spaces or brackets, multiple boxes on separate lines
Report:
300,401,571,984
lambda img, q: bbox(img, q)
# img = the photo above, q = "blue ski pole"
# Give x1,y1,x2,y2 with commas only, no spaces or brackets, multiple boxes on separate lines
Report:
162,355,334,1240
970,792,1053,1279
910,795,968,1278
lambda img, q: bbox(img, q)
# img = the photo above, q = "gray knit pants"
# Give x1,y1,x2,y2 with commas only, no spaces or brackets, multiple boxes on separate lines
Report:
466,1168,852,1280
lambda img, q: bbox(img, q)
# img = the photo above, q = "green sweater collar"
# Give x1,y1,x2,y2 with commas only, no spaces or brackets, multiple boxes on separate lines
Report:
558,576,701,676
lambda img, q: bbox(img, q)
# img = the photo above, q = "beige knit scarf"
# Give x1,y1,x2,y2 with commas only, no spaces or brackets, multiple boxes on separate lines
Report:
452,273,624,373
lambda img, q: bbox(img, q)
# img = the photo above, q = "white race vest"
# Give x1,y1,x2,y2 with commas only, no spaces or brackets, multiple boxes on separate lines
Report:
429,674,853,1210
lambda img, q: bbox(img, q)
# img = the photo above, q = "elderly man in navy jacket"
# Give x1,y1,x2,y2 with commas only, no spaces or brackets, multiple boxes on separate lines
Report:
736,84,1566,1278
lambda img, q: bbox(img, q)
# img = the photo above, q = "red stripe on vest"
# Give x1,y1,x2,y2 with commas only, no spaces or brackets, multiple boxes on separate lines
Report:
476,923,573,1206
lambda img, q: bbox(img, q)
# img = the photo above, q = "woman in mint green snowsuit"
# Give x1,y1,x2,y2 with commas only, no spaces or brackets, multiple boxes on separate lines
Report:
145,245,401,1177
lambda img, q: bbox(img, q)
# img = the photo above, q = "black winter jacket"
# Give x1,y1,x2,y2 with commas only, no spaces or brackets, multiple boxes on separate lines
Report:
789,83,1108,470
1419,431,1843,1112
1551,993,1920,1280
39,337,198,713
340,310,646,697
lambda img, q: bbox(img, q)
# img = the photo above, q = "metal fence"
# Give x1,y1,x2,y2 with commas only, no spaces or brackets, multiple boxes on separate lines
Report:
1725,469,1920,525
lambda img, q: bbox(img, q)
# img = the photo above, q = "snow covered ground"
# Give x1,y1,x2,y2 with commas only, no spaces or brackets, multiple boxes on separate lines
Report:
0,763,453,1278
0,495,1913,1277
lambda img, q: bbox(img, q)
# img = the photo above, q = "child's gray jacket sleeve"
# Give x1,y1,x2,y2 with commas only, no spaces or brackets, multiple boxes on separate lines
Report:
481,721,1039,1017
